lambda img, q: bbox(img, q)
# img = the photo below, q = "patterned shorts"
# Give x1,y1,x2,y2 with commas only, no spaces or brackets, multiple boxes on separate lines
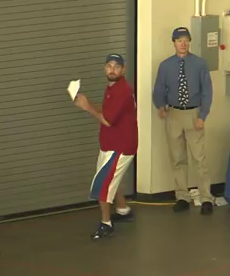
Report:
90,150,134,203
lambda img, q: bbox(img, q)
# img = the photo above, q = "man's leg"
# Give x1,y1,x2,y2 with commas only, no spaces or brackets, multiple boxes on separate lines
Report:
91,201,114,240
90,151,133,239
166,108,190,212
115,189,127,209
185,109,213,215
111,189,133,222
100,201,111,223
109,154,134,221
89,151,116,240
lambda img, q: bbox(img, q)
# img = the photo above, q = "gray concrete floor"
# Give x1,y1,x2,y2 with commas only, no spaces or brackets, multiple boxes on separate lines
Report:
0,204,230,276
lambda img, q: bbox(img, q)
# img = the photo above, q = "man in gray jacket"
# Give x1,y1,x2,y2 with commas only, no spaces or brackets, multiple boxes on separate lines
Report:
153,27,213,215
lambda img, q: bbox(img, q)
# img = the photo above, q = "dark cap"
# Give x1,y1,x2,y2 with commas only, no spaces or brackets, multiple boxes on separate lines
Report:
172,27,191,41
106,53,124,66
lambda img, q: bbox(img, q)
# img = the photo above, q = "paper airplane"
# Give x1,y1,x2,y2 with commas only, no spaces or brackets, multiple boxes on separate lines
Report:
67,79,80,101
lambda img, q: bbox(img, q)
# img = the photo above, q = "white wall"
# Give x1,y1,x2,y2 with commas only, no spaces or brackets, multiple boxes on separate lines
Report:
137,0,230,194
137,0,153,193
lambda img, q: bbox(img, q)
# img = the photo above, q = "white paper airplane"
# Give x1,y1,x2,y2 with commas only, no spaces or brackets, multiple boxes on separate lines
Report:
67,79,80,101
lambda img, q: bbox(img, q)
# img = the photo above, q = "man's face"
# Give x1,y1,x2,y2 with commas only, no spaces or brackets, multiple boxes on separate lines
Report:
105,60,125,82
174,36,190,55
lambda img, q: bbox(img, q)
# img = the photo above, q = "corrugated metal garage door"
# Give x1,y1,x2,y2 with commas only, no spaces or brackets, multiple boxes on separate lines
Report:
0,0,135,216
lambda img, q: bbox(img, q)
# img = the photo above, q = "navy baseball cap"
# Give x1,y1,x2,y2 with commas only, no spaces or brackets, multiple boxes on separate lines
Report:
172,27,191,41
106,53,124,66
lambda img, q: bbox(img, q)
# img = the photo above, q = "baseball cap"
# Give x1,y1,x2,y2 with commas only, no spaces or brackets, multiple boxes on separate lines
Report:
105,53,124,66
172,27,191,41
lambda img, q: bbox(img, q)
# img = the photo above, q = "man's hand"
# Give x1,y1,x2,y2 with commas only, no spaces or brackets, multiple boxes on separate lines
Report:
74,94,90,111
74,94,110,127
195,118,204,131
157,107,167,119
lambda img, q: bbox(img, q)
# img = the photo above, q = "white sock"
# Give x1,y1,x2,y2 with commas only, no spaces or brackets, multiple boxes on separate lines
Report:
102,221,112,227
116,206,131,215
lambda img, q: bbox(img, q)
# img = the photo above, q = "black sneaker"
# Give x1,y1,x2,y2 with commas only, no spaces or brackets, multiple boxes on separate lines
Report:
91,222,114,240
173,200,190,213
201,201,213,215
111,210,134,223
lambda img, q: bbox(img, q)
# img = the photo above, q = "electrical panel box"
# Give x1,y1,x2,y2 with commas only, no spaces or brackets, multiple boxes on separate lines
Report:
222,14,230,72
222,12,230,96
191,15,219,71
226,74,230,97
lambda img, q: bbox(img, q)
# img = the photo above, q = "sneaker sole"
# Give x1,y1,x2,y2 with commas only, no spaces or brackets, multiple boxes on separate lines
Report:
91,232,114,241
111,217,134,223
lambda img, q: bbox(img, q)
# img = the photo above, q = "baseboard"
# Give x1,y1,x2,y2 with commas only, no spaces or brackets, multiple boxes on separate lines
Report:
0,194,134,223
0,200,99,223
0,185,225,222
136,183,225,202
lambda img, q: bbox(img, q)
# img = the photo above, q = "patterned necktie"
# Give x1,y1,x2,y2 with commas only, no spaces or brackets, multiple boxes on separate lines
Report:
178,59,189,107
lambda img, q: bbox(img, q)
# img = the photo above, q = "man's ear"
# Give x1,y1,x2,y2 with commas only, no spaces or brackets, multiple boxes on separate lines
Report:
122,66,126,75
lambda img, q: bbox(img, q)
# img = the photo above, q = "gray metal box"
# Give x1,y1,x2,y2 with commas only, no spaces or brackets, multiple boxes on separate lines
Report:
226,73,230,96
191,15,219,71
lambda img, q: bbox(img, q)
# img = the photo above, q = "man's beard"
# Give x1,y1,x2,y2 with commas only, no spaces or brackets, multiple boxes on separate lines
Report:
107,74,120,82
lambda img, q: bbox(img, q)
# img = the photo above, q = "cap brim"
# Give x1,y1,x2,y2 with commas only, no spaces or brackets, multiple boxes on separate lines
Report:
174,32,191,39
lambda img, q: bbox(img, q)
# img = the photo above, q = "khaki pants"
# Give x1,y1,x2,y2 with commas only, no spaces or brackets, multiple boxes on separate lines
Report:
166,107,213,203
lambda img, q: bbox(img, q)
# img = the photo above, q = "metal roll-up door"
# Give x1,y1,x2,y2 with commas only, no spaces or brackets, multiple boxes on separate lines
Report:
0,0,135,217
